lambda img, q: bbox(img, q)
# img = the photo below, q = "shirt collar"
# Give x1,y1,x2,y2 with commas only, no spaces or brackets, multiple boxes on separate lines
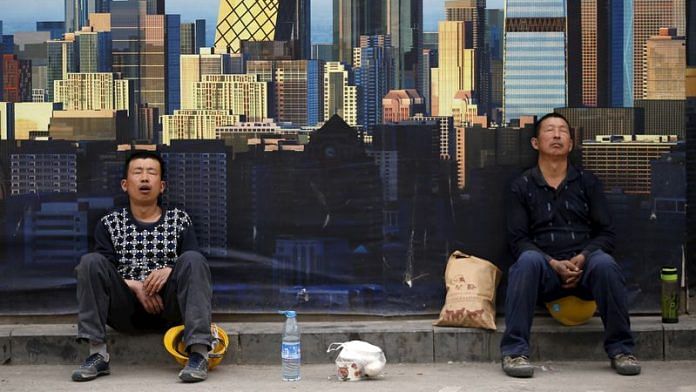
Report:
530,163,580,187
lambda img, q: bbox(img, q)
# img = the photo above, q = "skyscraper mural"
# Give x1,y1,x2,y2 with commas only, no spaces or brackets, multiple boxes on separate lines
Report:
0,0,691,316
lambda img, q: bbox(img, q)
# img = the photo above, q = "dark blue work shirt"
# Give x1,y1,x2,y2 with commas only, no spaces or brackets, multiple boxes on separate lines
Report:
507,164,615,261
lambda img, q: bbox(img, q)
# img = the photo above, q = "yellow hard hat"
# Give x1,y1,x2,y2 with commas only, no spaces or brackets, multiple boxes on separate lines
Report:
545,296,597,326
163,323,229,369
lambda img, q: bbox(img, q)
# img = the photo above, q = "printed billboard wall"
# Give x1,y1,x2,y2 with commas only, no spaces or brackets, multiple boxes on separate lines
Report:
0,110,690,315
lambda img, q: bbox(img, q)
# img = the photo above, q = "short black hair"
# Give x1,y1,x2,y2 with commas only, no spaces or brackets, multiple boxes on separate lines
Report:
123,150,166,180
534,112,570,137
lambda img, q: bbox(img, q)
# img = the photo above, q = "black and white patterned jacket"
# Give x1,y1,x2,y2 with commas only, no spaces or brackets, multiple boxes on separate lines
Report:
94,208,199,281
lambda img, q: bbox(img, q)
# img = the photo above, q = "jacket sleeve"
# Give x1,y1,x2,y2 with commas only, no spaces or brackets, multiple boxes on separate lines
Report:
178,212,200,254
507,180,552,261
94,218,118,265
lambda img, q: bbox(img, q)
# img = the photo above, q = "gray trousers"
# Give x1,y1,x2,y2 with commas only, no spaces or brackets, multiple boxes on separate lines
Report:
75,251,213,350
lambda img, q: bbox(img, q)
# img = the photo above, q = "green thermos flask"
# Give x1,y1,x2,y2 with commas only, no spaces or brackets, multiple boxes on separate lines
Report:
660,267,679,323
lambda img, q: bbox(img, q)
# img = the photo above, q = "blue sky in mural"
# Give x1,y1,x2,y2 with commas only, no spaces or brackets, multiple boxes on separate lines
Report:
3,0,505,44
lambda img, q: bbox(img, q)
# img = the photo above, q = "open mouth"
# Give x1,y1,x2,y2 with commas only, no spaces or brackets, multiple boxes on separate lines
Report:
138,185,152,194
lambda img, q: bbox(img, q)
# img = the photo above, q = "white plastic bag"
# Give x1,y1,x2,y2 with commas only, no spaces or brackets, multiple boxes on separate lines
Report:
327,340,386,381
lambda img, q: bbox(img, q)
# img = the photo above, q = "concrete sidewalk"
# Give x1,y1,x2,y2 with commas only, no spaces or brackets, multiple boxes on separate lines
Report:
2,361,696,392
1,316,695,366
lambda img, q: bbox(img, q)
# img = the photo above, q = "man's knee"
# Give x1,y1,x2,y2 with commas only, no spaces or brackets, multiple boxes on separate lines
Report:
511,250,547,274
587,251,622,279
177,251,210,275
75,252,110,277
178,251,207,266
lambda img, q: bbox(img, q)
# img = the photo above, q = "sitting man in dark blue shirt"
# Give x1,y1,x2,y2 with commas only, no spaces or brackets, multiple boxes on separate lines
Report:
500,113,640,378
71,151,213,383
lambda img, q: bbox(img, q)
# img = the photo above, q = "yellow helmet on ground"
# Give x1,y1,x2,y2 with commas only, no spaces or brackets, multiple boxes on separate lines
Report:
545,296,597,326
163,323,229,369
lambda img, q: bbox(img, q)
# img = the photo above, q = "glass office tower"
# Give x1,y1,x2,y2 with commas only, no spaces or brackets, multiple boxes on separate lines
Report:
65,0,110,33
111,0,166,139
333,0,385,63
503,0,567,124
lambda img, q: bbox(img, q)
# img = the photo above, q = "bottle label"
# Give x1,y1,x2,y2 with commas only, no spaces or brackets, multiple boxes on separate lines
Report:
281,342,301,360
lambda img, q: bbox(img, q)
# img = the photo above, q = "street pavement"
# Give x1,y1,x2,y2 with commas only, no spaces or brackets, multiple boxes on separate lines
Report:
1,361,696,392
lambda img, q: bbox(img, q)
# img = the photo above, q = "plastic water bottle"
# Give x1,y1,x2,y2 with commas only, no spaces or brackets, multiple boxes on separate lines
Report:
280,310,301,381
661,266,679,323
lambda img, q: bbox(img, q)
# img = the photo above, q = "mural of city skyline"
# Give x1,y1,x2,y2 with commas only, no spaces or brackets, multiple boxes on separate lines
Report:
0,0,694,315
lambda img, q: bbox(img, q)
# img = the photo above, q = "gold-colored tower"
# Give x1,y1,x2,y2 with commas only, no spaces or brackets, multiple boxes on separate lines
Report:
215,0,280,54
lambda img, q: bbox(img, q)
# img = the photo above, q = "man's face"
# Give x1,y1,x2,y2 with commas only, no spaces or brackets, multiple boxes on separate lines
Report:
121,158,165,205
531,117,573,157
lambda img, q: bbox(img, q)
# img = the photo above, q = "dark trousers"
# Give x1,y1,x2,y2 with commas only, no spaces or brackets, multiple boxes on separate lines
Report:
500,250,635,358
75,251,213,350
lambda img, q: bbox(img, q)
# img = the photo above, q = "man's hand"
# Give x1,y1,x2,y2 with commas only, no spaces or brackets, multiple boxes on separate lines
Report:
125,279,164,314
550,259,583,289
569,253,586,270
143,267,172,297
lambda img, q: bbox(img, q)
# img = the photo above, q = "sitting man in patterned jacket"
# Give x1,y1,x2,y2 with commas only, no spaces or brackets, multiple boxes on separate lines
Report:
72,150,213,383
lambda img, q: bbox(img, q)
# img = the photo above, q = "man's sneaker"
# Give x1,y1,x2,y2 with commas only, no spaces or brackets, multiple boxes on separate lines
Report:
502,355,534,378
611,353,641,376
179,352,208,383
71,353,110,382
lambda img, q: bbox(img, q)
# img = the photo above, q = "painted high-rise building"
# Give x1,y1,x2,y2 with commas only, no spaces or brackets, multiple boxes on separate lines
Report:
74,27,112,73
333,0,386,64
2,54,32,102
333,0,423,89
10,141,77,195
354,35,394,129
582,135,678,195
37,21,66,39
193,74,268,121
632,0,685,101
386,0,422,89
65,0,110,33
609,0,633,107
611,0,686,105
382,89,424,123
110,0,166,139
180,51,236,110
246,59,322,126
161,110,242,144
446,1,485,49
485,9,504,60
13,31,52,103
47,34,77,102
54,73,131,113
503,0,567,123
23,200,90,266
645,28,686,99
215,0,310,59
180,20,206,55
566,0,609,107
418,48,434,114
431,21,475,118
445,1,485,114
166,14,181,115
485,9,504,122
161,140,230,257
275,60,322,126
323,61,358,126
